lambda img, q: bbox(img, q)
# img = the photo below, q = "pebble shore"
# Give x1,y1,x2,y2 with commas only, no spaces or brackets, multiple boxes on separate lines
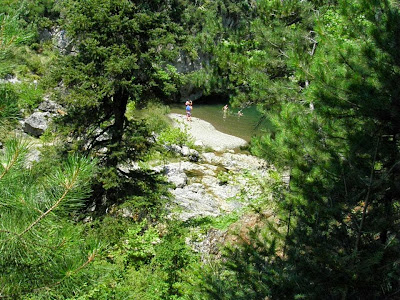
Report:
168,113,248,151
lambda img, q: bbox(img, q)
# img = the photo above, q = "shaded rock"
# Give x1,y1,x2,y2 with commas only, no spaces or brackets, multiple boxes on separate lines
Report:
0,75,21,84
188,149,200,162
191,228,227,259
39,28,52,41
38,99,63,113
23,112,50,137
164,144,182,154
52,27,74,54
191,210,277,260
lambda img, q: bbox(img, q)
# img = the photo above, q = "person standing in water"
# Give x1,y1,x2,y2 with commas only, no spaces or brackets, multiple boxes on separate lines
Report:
223,104,228,119
186,100,192,121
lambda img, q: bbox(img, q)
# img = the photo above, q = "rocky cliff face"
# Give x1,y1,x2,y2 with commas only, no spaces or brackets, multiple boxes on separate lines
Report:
170,51,211,102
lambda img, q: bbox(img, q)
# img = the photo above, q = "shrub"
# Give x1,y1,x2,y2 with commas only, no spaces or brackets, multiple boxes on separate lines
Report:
0,83,20,122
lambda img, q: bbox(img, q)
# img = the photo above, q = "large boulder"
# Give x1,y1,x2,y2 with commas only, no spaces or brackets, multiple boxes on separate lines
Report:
23,112,50,137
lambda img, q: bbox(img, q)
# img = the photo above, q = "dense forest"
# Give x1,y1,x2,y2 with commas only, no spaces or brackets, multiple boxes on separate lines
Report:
1,0,400,299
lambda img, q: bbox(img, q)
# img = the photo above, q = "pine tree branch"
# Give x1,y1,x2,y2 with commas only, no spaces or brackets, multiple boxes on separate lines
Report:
0,145,20,181
0,229,14,235
16,168,80,239
1,164,82,244
32,251,97,293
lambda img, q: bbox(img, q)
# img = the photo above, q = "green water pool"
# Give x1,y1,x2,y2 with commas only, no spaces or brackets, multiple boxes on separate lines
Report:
169,104,265,142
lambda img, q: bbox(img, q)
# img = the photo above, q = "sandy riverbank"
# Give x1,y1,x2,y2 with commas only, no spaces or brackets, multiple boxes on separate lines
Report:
168,113,248,151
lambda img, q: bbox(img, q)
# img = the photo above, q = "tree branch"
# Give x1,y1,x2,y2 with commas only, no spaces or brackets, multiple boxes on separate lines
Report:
16,169,80,239
0,146,20,181
353,137,380,257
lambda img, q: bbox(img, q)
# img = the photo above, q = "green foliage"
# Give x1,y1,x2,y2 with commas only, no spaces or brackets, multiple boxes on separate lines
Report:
68,218,203,300
0,138,99,298
0,83,19,123
204,229,282,300
108,219,160,268
127,101,171,133
46,0,196,209
209,0,400,299
187,212,241,232
151,222,200,298
158,125,192,148
191,0,315,108
216,170,230,185
4,0,400,298
0,7,36,78
19,0,59,31
13,81,45,111
0,10,34,57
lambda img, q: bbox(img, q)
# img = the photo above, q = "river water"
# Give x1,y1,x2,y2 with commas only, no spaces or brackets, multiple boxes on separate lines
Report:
169,104,265,142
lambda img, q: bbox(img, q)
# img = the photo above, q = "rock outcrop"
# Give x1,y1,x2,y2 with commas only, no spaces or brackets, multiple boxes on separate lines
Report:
23,112,51,137
22,99,65,137
161,152,268,221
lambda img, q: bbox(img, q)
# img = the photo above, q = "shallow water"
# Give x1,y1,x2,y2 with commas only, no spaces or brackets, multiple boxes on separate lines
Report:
170,104,264,142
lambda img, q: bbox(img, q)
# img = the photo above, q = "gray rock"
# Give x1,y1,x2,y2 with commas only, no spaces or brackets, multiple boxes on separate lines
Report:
201,152,222,164
25,148,41,168
38,99,63,113
164,144,182,154
191,228,227,258
120,207,135,218
164,151,270,222
0,75,21,84
23,112,50,137
181,146,190,156
189,149,200,162
220,153,268,172
39,28,52,41
52,27,74,54
164,163,188,188
168,173,187,188
170,184,221,221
